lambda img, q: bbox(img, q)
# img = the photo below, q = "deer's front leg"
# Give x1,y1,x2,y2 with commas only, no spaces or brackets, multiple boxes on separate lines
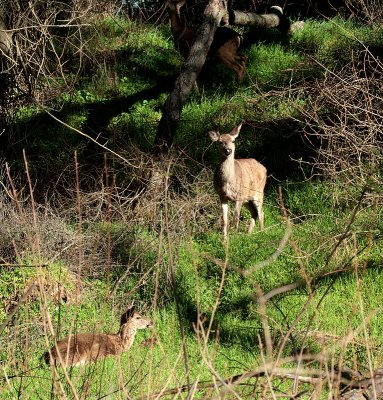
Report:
221,201,229,238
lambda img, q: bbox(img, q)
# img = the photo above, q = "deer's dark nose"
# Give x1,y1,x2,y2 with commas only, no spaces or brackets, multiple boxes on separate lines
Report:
224,148,232,156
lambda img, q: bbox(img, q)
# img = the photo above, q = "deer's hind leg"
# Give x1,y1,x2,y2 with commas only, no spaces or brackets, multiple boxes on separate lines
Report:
249,196,264,232
233,200,243,233
244,197,264,233
256,201,264,231
244,202,257,234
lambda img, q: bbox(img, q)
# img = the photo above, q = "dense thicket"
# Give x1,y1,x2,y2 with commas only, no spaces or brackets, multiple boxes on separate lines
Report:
125,0,383,22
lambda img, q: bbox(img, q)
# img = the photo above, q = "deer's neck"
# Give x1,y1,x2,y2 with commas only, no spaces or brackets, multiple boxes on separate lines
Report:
168,10,185,37
119,322,138,350
218,155,236,183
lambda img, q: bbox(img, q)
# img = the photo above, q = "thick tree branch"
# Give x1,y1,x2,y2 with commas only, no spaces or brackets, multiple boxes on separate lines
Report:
154,0,225,155
225,6,304,35
225,6,287,30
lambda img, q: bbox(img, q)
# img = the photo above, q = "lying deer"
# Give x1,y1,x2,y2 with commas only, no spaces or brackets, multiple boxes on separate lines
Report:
165,0,247,83
209,124,267,238
44,305,153,367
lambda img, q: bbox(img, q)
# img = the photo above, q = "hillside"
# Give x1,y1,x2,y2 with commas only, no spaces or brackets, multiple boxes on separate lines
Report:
0,1,382,399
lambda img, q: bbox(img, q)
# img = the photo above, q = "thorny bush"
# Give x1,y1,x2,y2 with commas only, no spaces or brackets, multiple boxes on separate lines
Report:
301,48,383,202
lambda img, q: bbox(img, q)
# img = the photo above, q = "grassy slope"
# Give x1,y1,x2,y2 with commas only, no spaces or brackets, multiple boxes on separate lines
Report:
1,15,383,399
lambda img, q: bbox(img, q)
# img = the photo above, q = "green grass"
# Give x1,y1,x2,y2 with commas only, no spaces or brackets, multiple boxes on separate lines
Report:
2,186,381,397
1,178,382,398
246,43,304,88
290,18,374,59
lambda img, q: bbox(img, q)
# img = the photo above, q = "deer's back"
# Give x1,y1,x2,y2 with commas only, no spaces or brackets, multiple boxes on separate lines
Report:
210,27,241,55
175,26,241,59
215,158,266,202
50,333,121,366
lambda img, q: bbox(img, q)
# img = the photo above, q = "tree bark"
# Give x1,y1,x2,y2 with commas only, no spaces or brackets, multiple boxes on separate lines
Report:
225,7,284,29
153,0,225,155
225,6,299,35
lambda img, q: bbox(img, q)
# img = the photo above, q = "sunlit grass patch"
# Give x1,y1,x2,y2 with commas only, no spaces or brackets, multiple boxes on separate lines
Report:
247,43,304,88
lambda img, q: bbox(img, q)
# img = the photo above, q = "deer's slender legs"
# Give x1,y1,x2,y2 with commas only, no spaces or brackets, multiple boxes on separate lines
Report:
221,201,229,238
244,202,257,234
252,197,264,231
248,219,255,234
257,204,264,231
233,201,243,233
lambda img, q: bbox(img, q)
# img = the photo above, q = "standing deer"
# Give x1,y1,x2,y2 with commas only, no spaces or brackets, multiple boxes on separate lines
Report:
209,124,267,238
44,305,153,367
165,0,247,83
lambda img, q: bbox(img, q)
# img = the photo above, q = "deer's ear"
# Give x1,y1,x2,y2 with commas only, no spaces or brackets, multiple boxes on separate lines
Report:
208,130,220,142
121,304,135,325
229,124,242,140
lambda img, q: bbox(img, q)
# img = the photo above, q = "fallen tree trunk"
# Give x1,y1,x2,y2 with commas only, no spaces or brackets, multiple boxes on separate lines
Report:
225,7,305,35
224,6,286,30
231,10,281,26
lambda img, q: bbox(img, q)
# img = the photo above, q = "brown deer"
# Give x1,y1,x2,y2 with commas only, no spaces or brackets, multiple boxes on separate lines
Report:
208,124,267,238
165,0,247,83
44,305,153,367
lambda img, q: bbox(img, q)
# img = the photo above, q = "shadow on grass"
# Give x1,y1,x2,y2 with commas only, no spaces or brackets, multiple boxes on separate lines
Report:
0,66,176,193
172,256,383,355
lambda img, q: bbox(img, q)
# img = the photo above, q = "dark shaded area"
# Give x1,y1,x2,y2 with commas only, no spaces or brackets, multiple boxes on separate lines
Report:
175,0,376,22
0,69,176,195
242,23,290,49
357,45,383,78
82,75,175,141
249,0,353,19
247,118,316,179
